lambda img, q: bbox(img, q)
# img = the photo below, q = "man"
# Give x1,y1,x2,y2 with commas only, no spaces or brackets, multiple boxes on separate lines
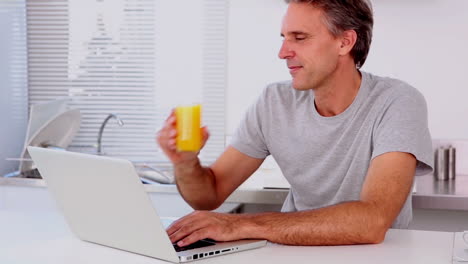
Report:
157,0,432,247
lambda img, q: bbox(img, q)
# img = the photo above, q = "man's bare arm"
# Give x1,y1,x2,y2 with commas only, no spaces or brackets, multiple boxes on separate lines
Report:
174,146,264,210
168,152,417,246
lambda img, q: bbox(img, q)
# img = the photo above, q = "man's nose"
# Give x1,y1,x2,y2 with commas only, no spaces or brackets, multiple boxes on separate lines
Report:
278,41,294,59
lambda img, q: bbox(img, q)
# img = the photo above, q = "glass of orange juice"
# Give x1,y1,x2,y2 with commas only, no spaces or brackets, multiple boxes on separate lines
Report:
175,104,202,152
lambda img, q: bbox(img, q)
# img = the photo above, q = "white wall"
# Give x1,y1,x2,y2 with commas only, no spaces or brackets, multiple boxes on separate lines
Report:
227,0,468,140
227,0,288,133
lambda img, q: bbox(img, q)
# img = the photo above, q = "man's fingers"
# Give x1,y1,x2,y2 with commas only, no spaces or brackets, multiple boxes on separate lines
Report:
167,215,212,243
168,139,176,150
169,129,177,137
169,221,208,244
177,229,210,247
165,109,176,122
156,130,176,151
166,212,196,236
156,113,178,152
200,126,210,148
166,115,176,125
166,212,241,247
167,211,203,235
201,126,209,140
167,212,208,235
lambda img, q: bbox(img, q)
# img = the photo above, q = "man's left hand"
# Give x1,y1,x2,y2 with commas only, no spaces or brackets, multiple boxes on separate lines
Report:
166,211,252,247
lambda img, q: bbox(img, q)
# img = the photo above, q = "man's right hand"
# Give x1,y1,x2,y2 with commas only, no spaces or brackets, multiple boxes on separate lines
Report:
156,110,210,165
157,110,263,211
157,110,217,209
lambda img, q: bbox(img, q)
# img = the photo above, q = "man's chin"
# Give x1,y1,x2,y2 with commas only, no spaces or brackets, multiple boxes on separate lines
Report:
291,79,313,91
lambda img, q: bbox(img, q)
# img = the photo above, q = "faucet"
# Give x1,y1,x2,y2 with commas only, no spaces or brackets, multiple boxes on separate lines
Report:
97,113,124,155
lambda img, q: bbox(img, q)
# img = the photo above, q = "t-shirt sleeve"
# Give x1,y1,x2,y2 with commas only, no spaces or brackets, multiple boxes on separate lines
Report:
372,86,433,176
230,89,270,159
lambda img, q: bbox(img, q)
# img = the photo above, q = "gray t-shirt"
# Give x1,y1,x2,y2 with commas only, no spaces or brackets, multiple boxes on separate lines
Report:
231,71,433,228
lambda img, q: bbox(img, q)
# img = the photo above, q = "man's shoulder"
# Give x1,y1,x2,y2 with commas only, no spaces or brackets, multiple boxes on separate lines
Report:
366,72,425,103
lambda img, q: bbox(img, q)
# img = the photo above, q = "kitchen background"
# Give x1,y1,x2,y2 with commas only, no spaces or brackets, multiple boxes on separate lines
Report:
1,0,468,175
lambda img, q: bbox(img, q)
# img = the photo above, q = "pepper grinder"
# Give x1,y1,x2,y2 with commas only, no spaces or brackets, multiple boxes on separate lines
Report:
447,146,456,180
434,147,449,181
434,145,456,181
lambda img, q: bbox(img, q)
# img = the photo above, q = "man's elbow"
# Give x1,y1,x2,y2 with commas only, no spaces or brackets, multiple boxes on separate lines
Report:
192,203,219,211
189,198,223,211
366,230,386,244
364,216,390,244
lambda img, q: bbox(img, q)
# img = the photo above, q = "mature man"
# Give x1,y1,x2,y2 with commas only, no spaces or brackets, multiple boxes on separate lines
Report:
157,0,432,247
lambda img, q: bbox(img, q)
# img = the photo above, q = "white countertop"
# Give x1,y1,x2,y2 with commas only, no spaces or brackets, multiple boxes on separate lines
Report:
0,210,456,264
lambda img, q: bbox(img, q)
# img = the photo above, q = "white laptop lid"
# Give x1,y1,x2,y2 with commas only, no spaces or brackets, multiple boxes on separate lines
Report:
28,147,180,263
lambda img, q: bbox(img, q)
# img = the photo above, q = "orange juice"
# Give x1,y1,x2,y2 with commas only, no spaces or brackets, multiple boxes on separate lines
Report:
175,104,202,152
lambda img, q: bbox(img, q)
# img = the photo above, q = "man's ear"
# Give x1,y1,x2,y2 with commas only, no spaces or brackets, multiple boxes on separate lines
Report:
338,29,357,56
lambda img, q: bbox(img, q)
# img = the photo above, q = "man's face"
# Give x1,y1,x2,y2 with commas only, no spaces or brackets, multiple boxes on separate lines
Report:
279,3,343,91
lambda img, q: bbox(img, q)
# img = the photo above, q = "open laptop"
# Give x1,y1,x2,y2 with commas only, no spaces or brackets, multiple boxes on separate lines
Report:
28,147,266,263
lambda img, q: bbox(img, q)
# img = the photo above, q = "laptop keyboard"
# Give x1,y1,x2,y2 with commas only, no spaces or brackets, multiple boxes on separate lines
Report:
173,239,216,252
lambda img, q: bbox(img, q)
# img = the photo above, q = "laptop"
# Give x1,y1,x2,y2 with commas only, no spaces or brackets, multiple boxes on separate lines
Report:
27,147,266,263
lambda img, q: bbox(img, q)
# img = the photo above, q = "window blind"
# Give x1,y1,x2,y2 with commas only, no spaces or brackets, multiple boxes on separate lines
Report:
0,0,29,175
26,0,227,166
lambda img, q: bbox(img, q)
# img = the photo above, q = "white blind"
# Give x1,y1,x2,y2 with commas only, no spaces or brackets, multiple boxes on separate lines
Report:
26,0,227,165
0,0,29,175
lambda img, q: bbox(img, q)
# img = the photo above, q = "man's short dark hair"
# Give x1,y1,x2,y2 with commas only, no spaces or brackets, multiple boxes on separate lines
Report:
285,0,374,68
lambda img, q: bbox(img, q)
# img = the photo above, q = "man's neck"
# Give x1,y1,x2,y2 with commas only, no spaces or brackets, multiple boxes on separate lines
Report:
313,66,362,117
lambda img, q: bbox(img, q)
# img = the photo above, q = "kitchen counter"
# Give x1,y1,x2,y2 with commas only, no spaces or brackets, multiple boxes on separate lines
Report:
412,174,468,210
0,210,456,264
1,174,468,210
